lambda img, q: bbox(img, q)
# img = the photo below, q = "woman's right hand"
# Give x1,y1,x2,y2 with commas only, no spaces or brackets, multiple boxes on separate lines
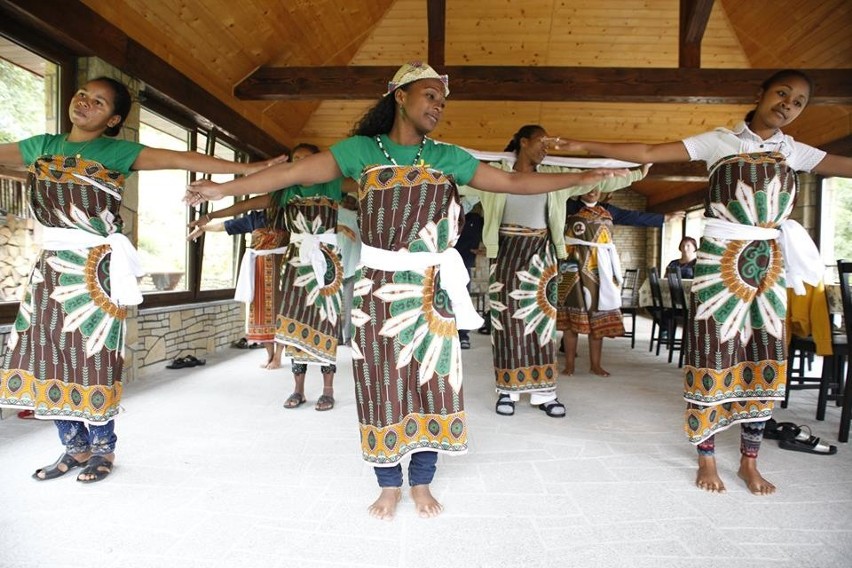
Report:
184,179,225,205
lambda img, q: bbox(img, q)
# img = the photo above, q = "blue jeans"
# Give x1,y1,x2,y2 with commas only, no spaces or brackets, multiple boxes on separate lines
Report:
373,450,438,487
55,420,117,456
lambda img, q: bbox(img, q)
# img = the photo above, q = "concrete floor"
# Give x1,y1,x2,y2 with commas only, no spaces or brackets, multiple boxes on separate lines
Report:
1,316,850,568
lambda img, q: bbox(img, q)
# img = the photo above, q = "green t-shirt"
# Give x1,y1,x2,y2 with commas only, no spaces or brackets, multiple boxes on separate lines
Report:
330,134,479,186
273,178,343,206
18,134,145,177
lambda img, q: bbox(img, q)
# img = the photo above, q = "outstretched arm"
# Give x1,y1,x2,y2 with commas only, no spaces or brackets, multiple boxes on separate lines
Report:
186,151,342,204
555,139,690,164
188,193,272,229
131,147,287,174
468,163,630,195
812,153,852,178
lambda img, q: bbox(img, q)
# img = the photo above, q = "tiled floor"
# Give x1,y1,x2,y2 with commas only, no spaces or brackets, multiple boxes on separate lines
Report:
1,317,850,568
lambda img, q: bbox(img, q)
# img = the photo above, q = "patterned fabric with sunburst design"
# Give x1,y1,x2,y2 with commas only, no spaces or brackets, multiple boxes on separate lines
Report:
684,153,795,444
490,226,559,393
275,196,343,365
1,153,134,424
349,165,468,465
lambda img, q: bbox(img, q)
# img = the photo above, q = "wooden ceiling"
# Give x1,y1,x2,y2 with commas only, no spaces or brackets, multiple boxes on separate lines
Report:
6,0,852,210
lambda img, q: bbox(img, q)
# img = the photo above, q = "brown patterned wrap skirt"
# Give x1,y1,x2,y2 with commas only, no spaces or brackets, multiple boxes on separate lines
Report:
489,226,559,394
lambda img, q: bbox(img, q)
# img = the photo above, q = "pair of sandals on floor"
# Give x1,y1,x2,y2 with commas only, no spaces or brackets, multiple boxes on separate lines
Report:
32,453,113,483
284,392,334,411
764,418,837,455
496,393,565,417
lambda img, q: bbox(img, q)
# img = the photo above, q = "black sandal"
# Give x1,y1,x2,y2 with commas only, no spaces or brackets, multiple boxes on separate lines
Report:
283,392,306,409
763,418,798,440
315,394,335,411
495,393,515,416
777,424,837,455
32,453,88,481
538,399,566,418
77,455,114,483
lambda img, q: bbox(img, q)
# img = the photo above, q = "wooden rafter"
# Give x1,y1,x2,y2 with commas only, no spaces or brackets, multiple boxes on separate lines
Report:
679,0,715,68
427,0,446,67
234,66,852,104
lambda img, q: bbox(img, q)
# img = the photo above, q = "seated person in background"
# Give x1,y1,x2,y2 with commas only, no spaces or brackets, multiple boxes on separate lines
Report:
667,236,698,278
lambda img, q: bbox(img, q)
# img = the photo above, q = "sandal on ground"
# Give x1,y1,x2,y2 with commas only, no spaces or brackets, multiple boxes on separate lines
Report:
315,394,335,411
763,418,798,440
231,337,249,349
777,425,837,455
538,399,566,418
283,392,306,409
460,337,471,350
17,409,35,419
495,393,515,416
76,455,114,483
184,355,206,367
32,453,87,481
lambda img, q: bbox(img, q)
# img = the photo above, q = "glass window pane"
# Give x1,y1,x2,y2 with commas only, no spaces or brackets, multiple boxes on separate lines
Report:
136,109,190,293
200,141,239,290
0,39,58,304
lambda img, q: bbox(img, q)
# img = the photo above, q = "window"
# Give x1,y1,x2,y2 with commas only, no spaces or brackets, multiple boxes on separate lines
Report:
820,176,852,283
136,108,191,293
135,108,250,303
0,38,60,307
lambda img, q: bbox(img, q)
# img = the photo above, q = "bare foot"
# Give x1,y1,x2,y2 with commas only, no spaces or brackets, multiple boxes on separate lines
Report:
368,487,402,520
410,484,443,518
590,366,611,377
695,455,726,493
264,360,281,370
738,457,776,495
561,365,574,376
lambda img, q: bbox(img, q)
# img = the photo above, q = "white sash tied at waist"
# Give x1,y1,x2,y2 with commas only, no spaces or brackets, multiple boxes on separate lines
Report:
360,243,484,330
290,232,338,288
702,218,823,295
234,245,290,303
42,227,144,306
565,237,623,312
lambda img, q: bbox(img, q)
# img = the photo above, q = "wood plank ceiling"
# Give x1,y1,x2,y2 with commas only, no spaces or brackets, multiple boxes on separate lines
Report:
77,0,852,209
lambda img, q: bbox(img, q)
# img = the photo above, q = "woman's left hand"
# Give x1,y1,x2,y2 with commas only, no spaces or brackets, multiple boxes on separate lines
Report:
244,152,290,176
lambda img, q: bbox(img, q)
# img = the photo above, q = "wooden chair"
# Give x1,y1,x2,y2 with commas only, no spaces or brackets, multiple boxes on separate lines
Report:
836,259,852,442
620,268,641,349
665,265,689,367
647,267,669,355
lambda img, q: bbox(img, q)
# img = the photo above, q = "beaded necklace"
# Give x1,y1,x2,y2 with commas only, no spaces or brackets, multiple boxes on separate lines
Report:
374,135,426,166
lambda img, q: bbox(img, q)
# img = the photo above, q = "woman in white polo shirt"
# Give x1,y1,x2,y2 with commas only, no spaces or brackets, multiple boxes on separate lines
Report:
556,69,852,496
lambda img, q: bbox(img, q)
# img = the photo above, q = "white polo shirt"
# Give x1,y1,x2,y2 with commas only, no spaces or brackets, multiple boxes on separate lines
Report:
682,121,826,173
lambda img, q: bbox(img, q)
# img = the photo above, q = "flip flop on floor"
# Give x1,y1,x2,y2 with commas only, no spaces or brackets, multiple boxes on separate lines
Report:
166,356,191,369
763,418,799,440
184,355,206,367
777,424,837,455
17,410,35,419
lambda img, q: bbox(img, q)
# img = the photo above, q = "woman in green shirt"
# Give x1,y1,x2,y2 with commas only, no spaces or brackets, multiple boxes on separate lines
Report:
0,76,275,483
187,62,629,520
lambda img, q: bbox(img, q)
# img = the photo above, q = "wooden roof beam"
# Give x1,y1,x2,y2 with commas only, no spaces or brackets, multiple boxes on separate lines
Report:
679,0,715,68
427,0,445,67
234,66,852,104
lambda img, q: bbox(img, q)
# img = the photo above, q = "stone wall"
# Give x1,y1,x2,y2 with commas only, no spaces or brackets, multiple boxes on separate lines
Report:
126,300,245,383
0,215,38,303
